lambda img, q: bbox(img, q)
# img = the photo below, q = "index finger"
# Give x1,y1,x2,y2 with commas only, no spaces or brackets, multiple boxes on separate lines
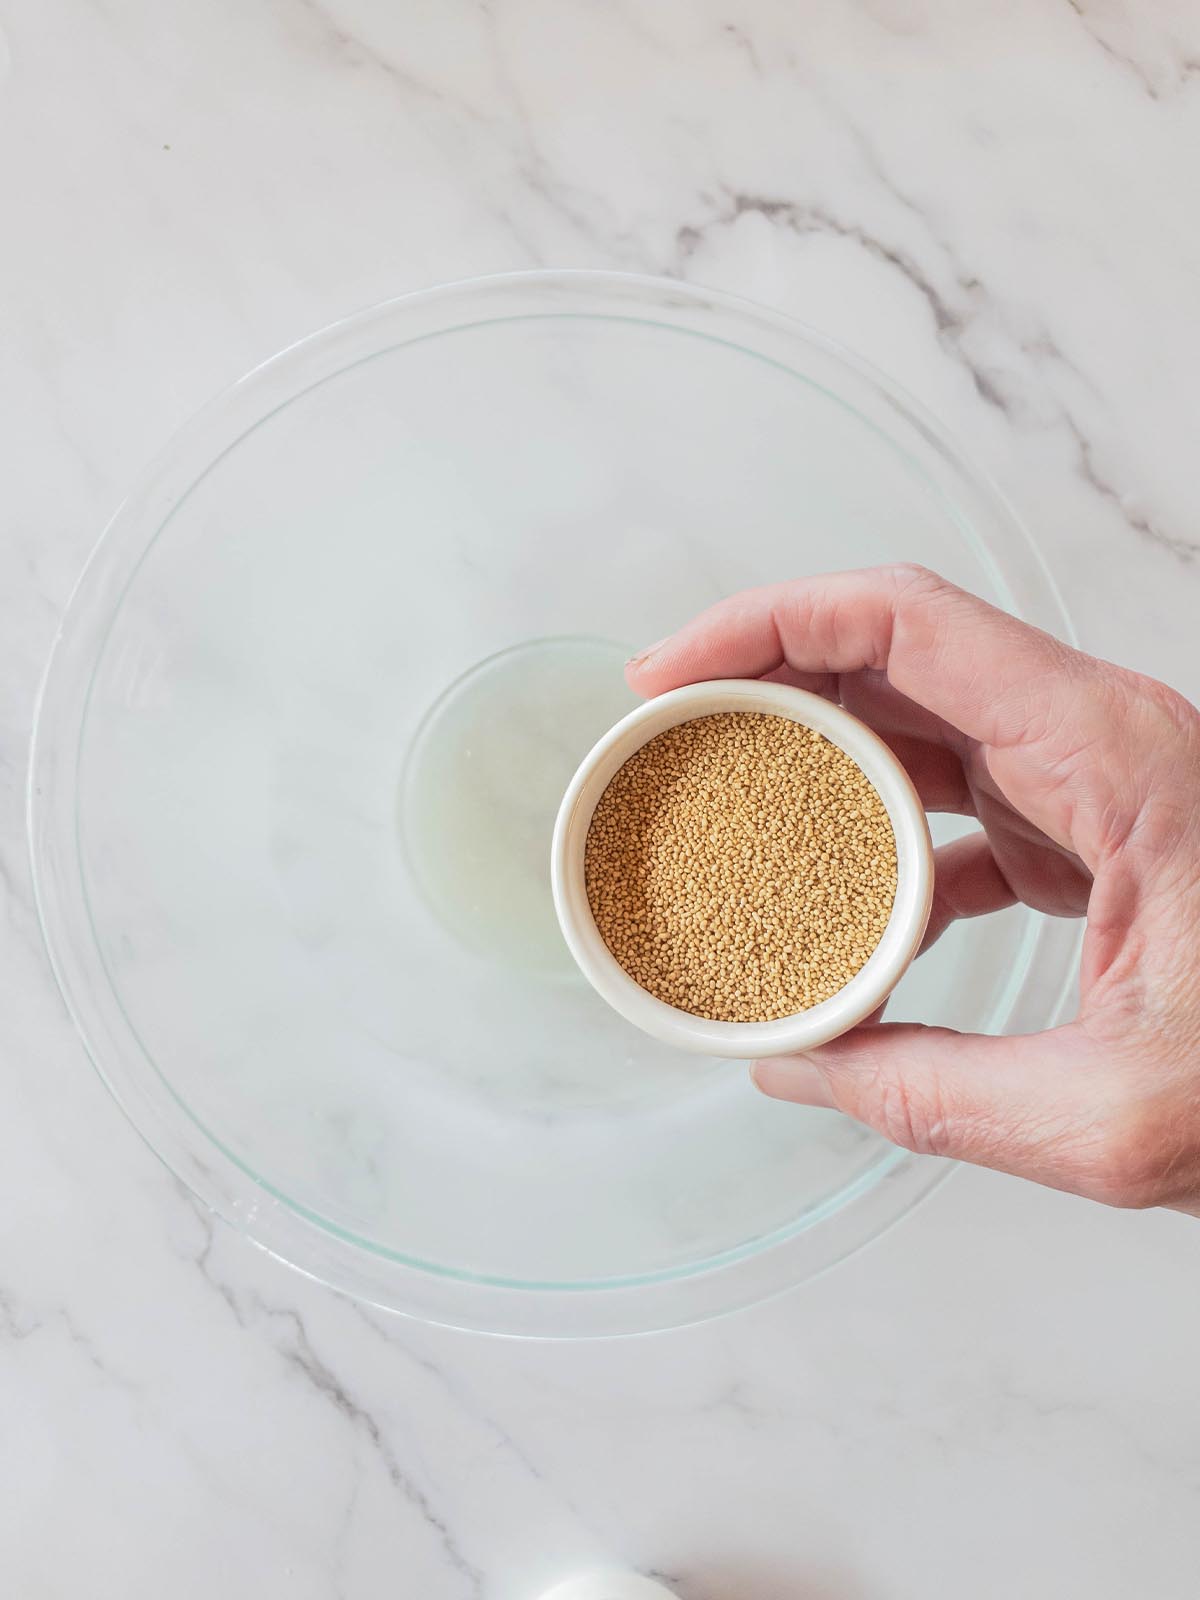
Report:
626,565,1078,750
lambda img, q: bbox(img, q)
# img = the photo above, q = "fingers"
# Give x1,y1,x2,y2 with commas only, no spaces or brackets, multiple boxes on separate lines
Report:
876,734,973,816
627,565,1078,750
734,662,976,815
753,1021,1116,1197
626,564,1164,869
758,663,841,700
840,668,960,749
920,833,1017,952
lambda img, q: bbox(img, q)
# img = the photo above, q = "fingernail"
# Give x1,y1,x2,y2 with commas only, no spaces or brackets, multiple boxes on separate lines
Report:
626,637,668,669
751,1056,836,1108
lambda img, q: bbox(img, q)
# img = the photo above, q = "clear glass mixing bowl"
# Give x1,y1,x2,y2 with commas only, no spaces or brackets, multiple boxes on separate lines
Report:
28,271,1079,1336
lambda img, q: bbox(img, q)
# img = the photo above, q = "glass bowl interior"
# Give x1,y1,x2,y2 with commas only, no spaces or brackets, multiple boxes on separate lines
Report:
29,271,1079,1336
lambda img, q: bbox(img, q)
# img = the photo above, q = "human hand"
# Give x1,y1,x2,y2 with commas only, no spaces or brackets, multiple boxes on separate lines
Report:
626,566,1200,1216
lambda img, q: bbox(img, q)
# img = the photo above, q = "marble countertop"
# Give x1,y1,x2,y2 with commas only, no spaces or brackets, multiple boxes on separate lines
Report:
3,2,1199,1595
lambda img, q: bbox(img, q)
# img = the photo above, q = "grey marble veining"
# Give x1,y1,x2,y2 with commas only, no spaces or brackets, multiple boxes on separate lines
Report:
3,2,1200,1596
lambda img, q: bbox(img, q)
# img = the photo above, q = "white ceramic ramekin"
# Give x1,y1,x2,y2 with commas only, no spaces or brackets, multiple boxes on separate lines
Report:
551,679,934,1058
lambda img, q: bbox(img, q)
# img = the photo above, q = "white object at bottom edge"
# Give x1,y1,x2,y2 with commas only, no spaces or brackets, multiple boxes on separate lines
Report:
538,1575,676,1600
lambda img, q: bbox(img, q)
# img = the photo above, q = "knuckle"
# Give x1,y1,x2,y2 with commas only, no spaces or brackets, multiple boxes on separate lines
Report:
1123,671,1199,735
863,1062,957,1158
886,562,945,598
1118,673,1200,768
1103,672,1200,861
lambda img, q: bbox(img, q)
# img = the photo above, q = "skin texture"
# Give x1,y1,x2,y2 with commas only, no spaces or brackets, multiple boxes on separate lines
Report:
627,565,1200,1217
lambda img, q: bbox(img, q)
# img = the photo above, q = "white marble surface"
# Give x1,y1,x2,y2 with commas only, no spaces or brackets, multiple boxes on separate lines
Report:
3,2,1200,1595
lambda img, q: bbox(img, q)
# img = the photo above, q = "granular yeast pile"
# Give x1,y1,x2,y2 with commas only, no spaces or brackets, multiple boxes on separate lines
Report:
585,712,897,1023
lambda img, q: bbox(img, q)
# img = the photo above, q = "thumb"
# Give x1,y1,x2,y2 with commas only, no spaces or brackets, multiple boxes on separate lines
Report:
753,1021,1120,1201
